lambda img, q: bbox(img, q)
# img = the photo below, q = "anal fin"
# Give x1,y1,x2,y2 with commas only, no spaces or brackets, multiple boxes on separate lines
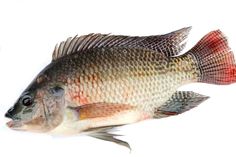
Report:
154,91,209,118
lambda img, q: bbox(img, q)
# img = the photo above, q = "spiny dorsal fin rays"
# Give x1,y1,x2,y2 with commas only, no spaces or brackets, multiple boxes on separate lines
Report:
52,27,192,61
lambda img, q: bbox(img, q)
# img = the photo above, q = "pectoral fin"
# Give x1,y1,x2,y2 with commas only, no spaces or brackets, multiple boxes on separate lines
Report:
69,102,135,120
68,103,137,150
154,91,209,118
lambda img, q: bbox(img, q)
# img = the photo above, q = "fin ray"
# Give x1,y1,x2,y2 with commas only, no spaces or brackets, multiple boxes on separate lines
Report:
187,30,236,84
154,91,209,118
68,102,135,120
52,27,191,60
85,125,131,150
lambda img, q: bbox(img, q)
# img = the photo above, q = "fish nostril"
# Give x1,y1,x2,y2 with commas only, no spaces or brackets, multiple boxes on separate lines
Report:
8,107,14,112
5,107,15,118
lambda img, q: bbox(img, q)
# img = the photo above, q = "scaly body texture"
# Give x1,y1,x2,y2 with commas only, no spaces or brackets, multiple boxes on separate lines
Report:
47,47,198,112
46,47,198,134
5,27,236,149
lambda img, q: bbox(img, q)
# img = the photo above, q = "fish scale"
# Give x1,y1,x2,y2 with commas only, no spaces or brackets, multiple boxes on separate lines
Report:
43,47,198,114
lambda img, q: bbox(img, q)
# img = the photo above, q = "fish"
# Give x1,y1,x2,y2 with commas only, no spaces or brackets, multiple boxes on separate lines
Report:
5,27,236,149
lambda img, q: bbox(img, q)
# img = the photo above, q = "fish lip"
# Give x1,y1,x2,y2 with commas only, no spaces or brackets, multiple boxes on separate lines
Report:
6,119,24,129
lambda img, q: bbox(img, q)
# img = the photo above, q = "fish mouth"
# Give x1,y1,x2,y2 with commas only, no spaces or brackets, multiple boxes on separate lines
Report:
6,119,24,130
5,110,24,130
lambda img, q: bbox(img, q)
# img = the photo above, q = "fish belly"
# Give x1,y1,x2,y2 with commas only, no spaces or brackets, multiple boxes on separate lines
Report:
49,108,150,135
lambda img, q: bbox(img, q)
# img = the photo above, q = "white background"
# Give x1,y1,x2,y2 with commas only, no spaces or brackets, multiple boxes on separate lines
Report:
0,0,236,157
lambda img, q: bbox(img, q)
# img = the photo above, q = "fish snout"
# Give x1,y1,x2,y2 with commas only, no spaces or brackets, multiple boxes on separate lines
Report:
5,107,15,118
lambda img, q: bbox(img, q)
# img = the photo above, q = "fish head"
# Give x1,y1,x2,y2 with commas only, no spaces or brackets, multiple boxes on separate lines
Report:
5,77,66,132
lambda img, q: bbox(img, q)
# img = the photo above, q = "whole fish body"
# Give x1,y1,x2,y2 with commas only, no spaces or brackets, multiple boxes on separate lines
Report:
5,27,236,149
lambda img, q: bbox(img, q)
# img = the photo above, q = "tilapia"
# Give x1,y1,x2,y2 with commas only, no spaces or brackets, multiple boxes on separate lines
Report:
5,27,236,149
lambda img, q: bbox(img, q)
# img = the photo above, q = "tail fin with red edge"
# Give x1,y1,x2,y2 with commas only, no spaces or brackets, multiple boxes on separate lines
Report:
188,30,236,85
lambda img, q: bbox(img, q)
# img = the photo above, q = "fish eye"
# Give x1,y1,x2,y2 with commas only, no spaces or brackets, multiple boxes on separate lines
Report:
21,95,33,106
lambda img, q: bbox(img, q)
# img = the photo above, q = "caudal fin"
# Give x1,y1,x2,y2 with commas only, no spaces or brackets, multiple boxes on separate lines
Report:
188,30,236,85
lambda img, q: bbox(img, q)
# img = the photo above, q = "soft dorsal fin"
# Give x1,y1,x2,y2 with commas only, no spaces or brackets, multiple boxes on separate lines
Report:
52,27,191,61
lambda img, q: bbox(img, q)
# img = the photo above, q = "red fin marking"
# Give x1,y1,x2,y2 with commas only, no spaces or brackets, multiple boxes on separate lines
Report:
188,30,236,85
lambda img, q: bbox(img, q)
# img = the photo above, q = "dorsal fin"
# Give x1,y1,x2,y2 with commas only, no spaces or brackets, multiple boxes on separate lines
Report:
52,27,191,61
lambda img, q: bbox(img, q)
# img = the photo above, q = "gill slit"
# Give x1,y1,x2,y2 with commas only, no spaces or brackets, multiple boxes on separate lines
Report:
42,99,49,124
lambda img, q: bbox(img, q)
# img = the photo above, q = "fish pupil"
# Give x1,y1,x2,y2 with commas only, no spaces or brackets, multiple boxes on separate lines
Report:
22,96,32,106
